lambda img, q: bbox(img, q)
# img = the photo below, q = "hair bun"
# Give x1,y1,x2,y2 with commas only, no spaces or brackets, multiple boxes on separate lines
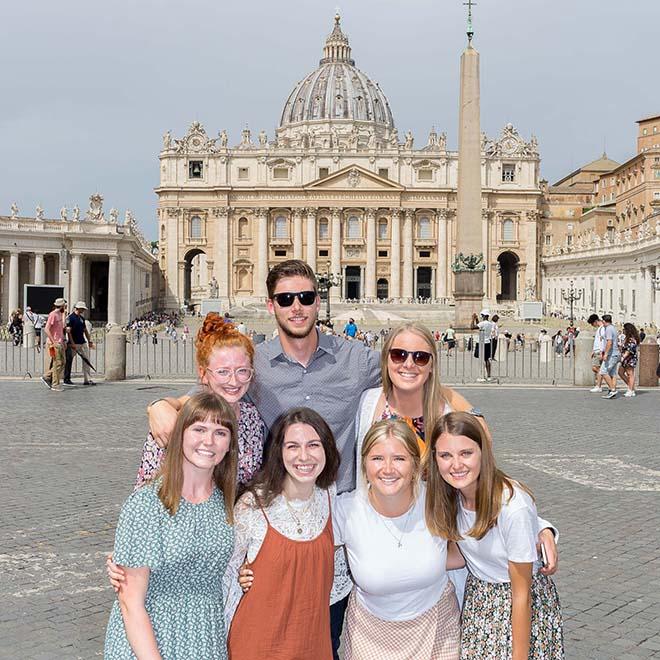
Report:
199,313,238,340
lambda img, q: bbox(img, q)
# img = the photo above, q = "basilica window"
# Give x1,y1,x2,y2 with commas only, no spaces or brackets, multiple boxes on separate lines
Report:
238,167,249,180
318,218,329,240
545,234,551,246
189,215,203,239
417,169,433,182
502,218,514,241
502,164,515,182
418,217,432,239
318,167,329,179
188,160,203,179
419,250,431,258
347,215,361,239
274,215,288,239
378,218,388,240
378,168,389,179
319,249,329,257
378,250,388,258
273,167,289,180
238,217,249,239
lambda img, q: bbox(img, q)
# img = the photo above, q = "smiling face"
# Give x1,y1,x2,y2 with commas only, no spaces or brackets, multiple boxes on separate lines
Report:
198,345,252,404
434,432,482,501
387,329,434,396
182,417,232,473
282,422,327,488
266,275,320,339
365,433,416,500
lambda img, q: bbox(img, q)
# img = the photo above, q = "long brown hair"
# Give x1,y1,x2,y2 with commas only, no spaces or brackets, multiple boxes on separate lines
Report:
424,411,532,541
158,392,238,522
623,322,640,345
381,322,447,437
249,407,340,508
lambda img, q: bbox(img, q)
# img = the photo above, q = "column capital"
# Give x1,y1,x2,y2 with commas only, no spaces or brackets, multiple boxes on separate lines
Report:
330,207,342,220
305,207,317,219
404,209,415,220
366,209,376,221
389,208,401,219
437,209,448,220
256,208,269,220
481,208,494,220
292,208,304,219
212,206,230,218
165,207,182,218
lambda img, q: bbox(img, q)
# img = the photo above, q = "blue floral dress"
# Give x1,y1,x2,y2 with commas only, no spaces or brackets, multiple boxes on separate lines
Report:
104,481,234,659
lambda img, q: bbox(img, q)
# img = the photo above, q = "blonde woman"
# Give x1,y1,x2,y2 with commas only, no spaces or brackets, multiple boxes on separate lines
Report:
425,412,564,659
104,392,238,659
334,418,463,659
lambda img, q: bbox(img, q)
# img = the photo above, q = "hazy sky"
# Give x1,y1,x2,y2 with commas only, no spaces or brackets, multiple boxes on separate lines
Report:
1,0,657,239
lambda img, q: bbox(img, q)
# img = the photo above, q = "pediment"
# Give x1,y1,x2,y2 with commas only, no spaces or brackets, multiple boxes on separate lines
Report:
304,165,404,191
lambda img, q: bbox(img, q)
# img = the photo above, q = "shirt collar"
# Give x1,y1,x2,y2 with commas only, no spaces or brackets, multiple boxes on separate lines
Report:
265,328,337,362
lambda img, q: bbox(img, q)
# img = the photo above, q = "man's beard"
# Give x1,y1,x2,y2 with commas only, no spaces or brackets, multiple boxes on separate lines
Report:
277,313,317,339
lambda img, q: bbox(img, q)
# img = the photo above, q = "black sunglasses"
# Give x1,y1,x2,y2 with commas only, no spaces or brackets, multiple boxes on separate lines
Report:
272,290,317,307
388,348,433,366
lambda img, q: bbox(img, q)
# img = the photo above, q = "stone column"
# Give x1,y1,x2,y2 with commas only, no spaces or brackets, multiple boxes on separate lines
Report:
402,210,414,299
293,209,303,261
390,209,401,300
108,255,119,325
305,208,317,269
255,209,268,299
165,208,180,308
640,267,654,326
8,251,19,317
70,253,82,305
365,209,376,299
213,207,230,301
34,253,45,285
436,210,448,299
330,208,342,301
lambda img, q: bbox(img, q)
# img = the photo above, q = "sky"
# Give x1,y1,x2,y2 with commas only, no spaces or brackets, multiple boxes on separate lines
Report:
1,0,657,239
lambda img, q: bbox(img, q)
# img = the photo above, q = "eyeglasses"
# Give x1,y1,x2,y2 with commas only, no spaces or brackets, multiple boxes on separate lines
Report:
205,367,254,383
272,290,317,307
388,348,433,366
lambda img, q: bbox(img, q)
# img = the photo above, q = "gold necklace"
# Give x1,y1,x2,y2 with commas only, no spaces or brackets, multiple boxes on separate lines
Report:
284,493,315,535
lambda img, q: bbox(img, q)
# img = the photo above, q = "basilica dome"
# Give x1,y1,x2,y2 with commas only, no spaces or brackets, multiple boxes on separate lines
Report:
278,15,395,136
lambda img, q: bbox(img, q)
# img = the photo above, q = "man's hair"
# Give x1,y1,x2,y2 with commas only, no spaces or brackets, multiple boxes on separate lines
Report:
602,314,612,323
266,260,318,299
587,314,600,325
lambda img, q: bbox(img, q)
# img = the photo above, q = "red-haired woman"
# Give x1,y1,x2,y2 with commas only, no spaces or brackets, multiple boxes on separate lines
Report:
135,313,265,488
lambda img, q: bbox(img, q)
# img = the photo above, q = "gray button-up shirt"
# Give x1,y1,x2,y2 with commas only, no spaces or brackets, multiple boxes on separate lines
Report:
248,331,381,493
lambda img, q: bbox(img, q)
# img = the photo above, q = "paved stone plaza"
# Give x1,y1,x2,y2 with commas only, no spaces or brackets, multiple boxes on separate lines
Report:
1,380,659,659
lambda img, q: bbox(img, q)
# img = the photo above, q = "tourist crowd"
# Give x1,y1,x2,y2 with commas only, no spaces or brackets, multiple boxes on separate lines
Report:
103,260,564,660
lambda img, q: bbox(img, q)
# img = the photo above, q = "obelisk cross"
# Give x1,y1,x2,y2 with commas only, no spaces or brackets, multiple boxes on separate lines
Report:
463,0,476,43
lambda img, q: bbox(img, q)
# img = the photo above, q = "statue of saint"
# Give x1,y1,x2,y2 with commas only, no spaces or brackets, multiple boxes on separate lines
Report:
60,206,68,221
258,130,268,147
162,131,172,150
109,208,119,224
72,205,80,222
208,276,219,298
10,202,18,218
219,129,228,148
404,130,414,150
439,131,447,150
36,205,44,221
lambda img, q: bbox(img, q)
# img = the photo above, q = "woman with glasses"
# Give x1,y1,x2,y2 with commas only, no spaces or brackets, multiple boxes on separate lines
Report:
135,313,265,489
355,322,483,478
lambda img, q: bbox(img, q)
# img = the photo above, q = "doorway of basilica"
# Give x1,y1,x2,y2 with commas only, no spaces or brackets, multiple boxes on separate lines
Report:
183,249,207,304
345,266,361,299
416,267,432,299
377,278,389,300
497,251,519,301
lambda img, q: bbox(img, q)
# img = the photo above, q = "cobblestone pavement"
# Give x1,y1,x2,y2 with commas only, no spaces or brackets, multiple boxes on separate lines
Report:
1,380,658,659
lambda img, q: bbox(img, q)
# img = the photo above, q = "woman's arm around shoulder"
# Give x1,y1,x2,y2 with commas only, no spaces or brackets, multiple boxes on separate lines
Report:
147,395,190,448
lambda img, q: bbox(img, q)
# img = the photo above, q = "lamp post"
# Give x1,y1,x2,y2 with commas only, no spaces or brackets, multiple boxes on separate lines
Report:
316,261,342,325
561,280,583,325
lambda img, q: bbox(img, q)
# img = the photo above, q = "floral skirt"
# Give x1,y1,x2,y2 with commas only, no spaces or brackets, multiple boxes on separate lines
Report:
460,572,564,659
344,581,460,660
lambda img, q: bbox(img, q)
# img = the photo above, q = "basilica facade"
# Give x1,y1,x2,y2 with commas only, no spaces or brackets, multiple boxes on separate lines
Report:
157,15,543,308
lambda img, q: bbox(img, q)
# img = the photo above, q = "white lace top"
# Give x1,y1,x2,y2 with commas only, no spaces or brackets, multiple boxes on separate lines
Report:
223,483,352,626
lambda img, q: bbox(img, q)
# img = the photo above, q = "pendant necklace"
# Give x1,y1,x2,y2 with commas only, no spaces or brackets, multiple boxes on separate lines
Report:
370,490,415,549
284,493,315,535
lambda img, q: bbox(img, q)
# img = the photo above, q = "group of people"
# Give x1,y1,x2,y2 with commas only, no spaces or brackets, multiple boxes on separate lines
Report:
37,297,96,390
587,313,644,398
104,259,564,660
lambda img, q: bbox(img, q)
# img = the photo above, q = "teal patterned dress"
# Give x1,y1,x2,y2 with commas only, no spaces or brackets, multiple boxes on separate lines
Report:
104,481,234,659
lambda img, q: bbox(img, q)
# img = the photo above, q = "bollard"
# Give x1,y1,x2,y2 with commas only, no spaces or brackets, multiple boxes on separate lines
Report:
105,325,127,381
638,338,659,387
573,332,595,387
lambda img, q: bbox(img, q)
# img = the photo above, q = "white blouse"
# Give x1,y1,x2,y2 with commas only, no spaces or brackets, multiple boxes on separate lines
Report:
223,484,351,626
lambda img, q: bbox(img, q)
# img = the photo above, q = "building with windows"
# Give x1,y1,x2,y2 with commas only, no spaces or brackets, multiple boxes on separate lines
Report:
0,196,158,324
157,15,542,308
541,114,660,326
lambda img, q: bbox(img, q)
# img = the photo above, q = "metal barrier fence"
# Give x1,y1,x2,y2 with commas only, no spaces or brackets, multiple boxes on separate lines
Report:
0,335,106,378
124,334,576,385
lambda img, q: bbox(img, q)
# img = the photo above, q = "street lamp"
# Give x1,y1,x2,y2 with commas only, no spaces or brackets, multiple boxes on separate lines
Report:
561,280,583,324
316,261,342,325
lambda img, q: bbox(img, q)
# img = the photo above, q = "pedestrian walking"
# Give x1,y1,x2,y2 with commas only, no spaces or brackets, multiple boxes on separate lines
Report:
24,306,41,351
64,302,95,386
8,309,23,346
444,323,456,356
344,317,358,339
471,310,493,381
41,298,67,391
490,314,500,361
599,314,621,399
587,314,606,392
618,322,640,397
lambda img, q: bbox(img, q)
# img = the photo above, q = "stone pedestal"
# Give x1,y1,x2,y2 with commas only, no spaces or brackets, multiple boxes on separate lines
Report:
200,299,227,316
639,339,659,387
105,326,127,381
574,333,595,387
453,271,483,330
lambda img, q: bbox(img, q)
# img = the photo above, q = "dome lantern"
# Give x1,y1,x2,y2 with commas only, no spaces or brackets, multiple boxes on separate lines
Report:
321,13,354,65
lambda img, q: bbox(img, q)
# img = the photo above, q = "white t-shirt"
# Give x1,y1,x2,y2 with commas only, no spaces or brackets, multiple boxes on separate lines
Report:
477,320,493,344
456,485,540,584
592,325,605,352
333,483,448,621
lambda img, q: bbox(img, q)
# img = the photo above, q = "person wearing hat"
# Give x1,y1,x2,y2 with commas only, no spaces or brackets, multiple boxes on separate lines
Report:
64,301,95,386
471,309,494,381
42,298,67,391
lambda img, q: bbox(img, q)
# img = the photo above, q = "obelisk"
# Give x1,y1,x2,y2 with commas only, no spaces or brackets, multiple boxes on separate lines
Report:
453,1,485,329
